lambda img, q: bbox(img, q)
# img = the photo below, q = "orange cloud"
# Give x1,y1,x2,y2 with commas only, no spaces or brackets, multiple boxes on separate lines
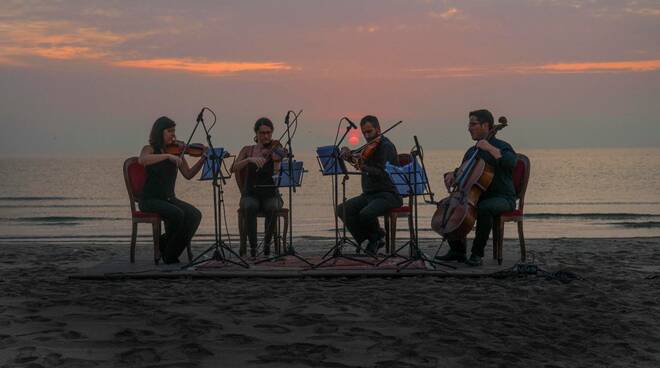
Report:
410,59,660,78
0,20,127,64
429,7,460,20
533,60,660,73
113,58,293,76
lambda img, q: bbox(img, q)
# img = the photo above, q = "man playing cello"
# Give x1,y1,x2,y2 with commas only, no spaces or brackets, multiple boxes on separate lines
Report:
337,115,403,255
436,109,517,266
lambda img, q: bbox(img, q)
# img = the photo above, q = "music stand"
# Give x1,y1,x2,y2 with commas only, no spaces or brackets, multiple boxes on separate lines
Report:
183,124,248,269
377,137,455,270
253,159,311,265
313,144,375,268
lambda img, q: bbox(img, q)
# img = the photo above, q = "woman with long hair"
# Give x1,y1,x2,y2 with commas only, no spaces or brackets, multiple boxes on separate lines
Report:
138,116,207,264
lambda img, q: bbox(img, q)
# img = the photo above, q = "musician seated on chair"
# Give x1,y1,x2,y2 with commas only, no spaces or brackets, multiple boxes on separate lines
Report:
138,116,207,264
231,117,285,257
337,115,403,256
436,109,517,266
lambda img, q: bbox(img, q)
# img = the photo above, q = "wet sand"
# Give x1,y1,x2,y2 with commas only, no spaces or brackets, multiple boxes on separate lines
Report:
1,237,659,367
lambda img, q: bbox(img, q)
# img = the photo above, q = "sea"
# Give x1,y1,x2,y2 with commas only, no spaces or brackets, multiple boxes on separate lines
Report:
1,148,659,245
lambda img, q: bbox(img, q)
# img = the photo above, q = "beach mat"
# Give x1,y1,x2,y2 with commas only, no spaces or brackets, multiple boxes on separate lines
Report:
70,251,519,280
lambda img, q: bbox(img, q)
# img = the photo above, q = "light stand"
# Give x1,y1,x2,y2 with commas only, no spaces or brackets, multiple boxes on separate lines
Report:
183,107,248,269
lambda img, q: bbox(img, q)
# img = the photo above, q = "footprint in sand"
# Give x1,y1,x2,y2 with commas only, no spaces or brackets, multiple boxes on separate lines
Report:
280,312,329,327
179,342,214,357
14,346,38,364
255,343,341,365
254,324,292,334
114,328,156,342
61,330,85,340
313,325,339,334
221,333,260,345
118,347,161,365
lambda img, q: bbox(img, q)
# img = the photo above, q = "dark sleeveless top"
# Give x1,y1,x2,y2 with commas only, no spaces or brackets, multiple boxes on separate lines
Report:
142,149,178,201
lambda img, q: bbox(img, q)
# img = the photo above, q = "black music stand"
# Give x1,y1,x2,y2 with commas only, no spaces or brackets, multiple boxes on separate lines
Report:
254,159,311,265
313,144,375,268
183,137,248,269
377,138,455,270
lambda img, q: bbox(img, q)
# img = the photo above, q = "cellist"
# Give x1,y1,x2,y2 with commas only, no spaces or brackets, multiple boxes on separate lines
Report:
436,109,517,266
337,115,402,255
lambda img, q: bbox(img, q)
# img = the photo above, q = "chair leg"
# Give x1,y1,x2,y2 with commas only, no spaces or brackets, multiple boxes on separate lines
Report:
496,218,505,265
238,210,246,257
492,218,500,260
390,214,398,254
186,224,193,263
273,215,279,255
518,220,526,262
282,213,288,251
383,214,391,254
152,221,160,265
130,222,138,263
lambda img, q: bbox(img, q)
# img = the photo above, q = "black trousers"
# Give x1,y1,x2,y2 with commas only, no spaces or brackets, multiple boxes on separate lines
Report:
239,193,283,248
336,191,403,244
448,196,514,257
139,197,201,262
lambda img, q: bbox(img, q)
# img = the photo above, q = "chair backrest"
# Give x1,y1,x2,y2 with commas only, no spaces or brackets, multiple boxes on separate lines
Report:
397,153,411,166
512,153,531,211
123,157,146,215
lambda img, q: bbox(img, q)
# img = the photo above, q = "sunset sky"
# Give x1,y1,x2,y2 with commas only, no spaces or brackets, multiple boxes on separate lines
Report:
1,0,659,154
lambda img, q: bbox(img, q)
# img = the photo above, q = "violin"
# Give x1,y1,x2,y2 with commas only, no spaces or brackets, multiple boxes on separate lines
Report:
164,140,206,157
342,120,402,170
431,116,508,240
260,139,287,162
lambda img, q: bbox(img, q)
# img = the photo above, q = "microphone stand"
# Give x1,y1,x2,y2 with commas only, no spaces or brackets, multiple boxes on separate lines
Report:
255,110,311,266
314,118,374,269
183,107,248,269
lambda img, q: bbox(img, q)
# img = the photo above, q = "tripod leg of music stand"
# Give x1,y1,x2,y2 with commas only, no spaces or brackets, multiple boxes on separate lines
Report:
376,241,411,266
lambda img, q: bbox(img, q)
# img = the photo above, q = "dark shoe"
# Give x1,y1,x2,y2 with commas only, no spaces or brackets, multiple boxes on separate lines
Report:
263,243,271,256
250,245,257,258
465,254,483,267
435,250,467,262
163,257,180,265
365,238,385,256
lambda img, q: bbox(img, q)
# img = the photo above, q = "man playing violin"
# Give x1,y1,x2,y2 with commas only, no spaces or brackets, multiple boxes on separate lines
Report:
231,117,285,257
437,109,517,266
337,115,403,255
138,116,208,264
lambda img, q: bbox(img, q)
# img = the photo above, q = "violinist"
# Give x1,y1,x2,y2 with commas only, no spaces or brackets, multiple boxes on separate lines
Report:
436,109,517,266
231,117,285,257
138,116,207,264
337,115,402,255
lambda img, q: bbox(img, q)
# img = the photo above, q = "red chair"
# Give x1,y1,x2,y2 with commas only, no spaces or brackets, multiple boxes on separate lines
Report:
123,157,192,264
382,153,413,254
492,154,531,265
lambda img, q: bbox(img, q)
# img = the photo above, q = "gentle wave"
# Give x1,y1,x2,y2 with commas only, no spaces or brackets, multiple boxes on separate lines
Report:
526,213,660,220
0,216,126,223
0,204,125,209
527,201,660,206
611,221,660,229
0,196,78,201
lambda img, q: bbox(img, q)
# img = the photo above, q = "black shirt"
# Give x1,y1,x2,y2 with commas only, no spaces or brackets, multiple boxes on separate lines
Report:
360,137,399,194
461,137,517,202
142,151,177,201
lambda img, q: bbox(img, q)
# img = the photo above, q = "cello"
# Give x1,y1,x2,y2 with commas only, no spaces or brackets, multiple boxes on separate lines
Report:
431,116,508,240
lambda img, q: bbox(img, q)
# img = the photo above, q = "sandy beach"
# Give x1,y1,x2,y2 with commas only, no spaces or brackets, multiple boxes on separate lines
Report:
0,237,659,367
